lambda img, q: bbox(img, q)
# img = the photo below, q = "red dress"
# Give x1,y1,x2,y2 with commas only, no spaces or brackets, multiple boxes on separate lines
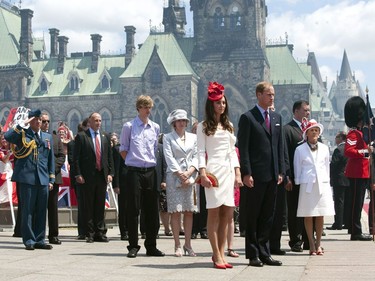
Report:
344,128,370,179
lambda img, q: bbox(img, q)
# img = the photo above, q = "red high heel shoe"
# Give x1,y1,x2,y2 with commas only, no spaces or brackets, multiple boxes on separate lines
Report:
212,256,226,269
225,263,233,269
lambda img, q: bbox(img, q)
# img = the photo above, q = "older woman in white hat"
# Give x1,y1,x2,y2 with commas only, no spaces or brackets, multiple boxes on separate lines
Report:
294,119,335,256
163,109,198,257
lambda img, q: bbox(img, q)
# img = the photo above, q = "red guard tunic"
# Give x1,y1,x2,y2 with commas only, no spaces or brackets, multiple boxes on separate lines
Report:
344,128,370,179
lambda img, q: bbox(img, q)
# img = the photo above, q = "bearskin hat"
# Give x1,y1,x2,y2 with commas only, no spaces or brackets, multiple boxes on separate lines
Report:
344,96,366,128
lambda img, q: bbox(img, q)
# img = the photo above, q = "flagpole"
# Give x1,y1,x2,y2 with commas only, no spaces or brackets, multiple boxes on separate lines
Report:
366,86,375,241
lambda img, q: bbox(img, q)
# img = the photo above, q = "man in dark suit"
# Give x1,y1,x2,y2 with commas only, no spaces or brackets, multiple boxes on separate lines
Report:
5,109,55,250
238,81,284,267
283,100,310,252
73,112,114,243
41,112,65,245
328,131,350,230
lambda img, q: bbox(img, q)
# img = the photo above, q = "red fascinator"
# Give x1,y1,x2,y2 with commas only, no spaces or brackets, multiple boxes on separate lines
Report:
207,82,225,101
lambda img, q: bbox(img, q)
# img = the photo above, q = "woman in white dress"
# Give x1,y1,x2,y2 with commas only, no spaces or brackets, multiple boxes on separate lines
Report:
294,119,335,255
163,109,198,257
196,82,243,269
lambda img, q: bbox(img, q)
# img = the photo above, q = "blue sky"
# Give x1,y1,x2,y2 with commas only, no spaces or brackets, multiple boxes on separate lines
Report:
22,0,375,104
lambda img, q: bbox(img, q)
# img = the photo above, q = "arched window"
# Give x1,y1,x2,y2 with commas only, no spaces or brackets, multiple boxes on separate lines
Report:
70,76,80,91
213,7,225,30
4,86,11,101
68,112,81,135
151,68,162,84
40,78,48,92
101,75,110,89
101,111,111,133
151,97,169,133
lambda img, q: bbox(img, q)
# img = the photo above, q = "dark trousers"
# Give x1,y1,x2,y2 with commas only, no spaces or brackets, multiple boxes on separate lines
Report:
81,171,107,238
124,169,159,250
47,183,59,238
348,178,368,236
13,182,22,236
118,192,128,236
19,183,48,246
74,184,86,236
332,185,349,228
270,185,286,251
245,179,277,259
239,186,247,233
192,185,207,235
286,184,305,248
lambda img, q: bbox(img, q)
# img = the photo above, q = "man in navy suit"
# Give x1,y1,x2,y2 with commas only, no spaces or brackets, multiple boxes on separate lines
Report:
238,82,284,267
5,109,55,250
73,112,114,243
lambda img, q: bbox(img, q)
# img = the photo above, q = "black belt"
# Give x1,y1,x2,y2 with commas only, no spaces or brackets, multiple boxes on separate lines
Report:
127,166,155,172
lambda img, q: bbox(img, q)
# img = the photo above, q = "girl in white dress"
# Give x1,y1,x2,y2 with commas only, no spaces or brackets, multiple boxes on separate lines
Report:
294,119,335,255
196,82,243,269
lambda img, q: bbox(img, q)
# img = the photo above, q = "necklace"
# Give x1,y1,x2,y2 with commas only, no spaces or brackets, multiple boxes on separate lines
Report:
307,141,318,151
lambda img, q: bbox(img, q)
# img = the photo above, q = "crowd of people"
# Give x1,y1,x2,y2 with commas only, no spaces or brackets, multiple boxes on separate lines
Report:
0,81,374,269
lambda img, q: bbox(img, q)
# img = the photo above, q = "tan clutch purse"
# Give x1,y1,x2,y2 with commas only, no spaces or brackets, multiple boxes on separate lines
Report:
195,173,219,187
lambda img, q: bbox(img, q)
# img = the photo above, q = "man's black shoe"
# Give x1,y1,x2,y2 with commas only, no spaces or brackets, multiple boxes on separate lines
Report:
127,247,140,258
94,236,109,242
146,248,165,257
200,232,208,239
191,233,197,239
86,237,94,243
322,231,326,236
13,233,22,238
290,244,303,252
34,243,53,250
270,249,286,255
121,234,129,241
260,257,282,266
49,237,62,244
249,257,263,267
77,235,86,240
350,234,372,241
25,244,34,250
326,225,342,230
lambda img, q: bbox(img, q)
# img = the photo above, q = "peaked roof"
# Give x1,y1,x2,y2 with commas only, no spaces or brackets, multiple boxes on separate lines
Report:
0,4,20,66
120,33,198,78
28,55,125,98
338,50,353,81
266,45,310,85
307,52,326,90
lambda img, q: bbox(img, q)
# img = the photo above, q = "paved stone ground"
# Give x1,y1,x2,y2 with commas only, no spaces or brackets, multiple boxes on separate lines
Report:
1,209,375,280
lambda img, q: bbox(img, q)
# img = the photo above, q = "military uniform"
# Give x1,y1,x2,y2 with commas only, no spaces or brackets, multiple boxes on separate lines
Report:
4,110,55,249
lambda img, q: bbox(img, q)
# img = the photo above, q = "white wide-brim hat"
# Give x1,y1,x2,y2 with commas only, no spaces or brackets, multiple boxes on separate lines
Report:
167,109,189,125
302,119,324,140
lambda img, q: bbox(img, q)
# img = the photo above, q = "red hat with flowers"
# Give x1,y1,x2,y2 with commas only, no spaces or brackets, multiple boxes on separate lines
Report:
207,82,225,101
302,119,324,140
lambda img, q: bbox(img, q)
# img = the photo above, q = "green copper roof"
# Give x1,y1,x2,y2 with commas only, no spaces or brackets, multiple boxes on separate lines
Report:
266,45,311,85
121,33,197,78
28,55,125,97
0,6,20,66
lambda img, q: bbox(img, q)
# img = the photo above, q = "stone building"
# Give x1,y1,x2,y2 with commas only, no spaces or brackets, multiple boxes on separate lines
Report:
0,0,364,147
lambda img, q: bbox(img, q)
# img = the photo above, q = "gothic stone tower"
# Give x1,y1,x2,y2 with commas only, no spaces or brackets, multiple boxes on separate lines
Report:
190,0,270,127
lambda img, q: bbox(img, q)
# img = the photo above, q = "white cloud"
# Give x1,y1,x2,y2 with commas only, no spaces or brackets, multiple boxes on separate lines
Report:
267,1,375,101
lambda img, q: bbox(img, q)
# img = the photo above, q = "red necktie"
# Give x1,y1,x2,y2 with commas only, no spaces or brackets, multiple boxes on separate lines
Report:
264,111,270,130
95,132,101,171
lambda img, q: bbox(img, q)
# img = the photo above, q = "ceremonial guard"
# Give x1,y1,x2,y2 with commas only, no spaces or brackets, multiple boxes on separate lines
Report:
344,97,372,241
4,109,55,250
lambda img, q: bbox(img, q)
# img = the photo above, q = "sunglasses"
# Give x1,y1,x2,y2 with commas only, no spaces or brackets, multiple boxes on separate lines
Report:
42,120,50,124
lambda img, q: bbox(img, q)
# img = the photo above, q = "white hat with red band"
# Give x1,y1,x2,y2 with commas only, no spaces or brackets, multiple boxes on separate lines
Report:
302,119,324,140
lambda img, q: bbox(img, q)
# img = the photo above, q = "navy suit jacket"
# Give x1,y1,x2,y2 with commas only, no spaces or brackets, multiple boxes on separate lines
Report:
5,125,55,186
238,106,284,182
